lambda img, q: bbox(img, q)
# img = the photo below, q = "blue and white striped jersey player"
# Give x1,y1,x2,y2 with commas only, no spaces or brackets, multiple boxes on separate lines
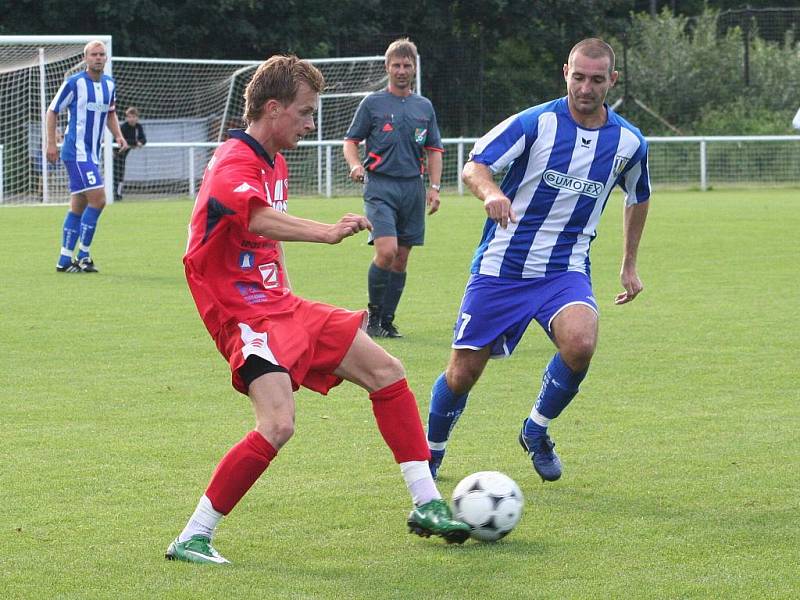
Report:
47,40,128,273
426,38,651,482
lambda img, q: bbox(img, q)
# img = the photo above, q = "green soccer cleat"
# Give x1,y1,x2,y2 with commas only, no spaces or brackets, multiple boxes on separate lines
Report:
407,498,471,544
165,535,230,565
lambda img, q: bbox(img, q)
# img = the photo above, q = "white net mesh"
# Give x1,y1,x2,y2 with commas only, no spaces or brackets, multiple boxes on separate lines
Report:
0,45,387,203
111,56,388,199
0,39,107,204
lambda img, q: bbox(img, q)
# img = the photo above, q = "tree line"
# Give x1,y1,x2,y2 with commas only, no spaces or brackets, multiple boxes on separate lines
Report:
3,1,797,136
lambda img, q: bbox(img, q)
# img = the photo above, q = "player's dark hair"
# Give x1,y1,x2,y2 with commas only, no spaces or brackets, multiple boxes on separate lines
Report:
243,55,325,125
568,38,616,74
385,38,417,65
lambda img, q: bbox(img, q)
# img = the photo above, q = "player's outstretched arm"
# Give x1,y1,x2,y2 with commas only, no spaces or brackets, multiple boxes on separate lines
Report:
615,201,649,305
462,161,517,229
45,111,60,163
249,206,371,245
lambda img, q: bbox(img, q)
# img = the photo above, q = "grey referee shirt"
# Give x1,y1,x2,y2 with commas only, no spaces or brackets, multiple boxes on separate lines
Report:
344,89,443,178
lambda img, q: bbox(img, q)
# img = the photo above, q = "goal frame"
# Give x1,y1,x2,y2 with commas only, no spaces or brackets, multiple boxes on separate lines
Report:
0,35,114,204
111,54,417,196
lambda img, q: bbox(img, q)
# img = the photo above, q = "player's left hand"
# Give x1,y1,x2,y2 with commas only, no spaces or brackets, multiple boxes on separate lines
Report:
615,268,643,304
484,194,517,229
116,136,129,152
426,189,440,215
326,213,372,244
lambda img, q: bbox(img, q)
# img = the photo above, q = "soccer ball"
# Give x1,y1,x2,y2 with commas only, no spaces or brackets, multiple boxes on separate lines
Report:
451,471,524,542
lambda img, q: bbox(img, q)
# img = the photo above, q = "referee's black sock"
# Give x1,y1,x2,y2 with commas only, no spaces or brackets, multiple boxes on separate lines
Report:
368,262,392,312
383,270,407,324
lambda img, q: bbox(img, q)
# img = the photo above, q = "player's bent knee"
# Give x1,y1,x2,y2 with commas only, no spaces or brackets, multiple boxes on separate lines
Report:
374,253,396,269
256,420,294,449
372,354,406,389
561,340,596,372
445,367,479,395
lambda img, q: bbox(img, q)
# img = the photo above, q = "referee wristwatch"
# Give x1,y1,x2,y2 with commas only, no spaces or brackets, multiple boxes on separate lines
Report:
430,183,441,191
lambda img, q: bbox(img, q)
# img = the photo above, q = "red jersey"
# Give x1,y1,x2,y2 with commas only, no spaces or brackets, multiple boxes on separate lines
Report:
184,130,297,330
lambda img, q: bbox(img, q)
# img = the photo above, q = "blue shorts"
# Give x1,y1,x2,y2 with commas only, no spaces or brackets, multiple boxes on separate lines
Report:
64,161,104,194
452,271,598,358
363,172,426,246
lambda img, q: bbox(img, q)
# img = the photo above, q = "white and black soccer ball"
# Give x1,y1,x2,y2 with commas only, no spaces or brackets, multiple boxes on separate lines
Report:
451,471,524,542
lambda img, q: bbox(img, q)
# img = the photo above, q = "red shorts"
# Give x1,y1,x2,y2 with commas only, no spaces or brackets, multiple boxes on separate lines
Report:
210,296,367,395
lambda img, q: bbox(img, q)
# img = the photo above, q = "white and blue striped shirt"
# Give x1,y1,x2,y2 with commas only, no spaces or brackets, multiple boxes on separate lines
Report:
48,71,117,164
469,97,650,279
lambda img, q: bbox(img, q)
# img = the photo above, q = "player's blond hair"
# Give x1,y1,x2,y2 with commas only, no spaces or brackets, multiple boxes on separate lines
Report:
385,38,417,65
83,40,106,57
568,38,616,75
243,55,325,125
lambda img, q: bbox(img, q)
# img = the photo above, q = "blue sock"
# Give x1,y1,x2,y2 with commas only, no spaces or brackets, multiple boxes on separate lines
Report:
524,353,588,440
427,372,469,457
77,206,102,260
58,211,81,268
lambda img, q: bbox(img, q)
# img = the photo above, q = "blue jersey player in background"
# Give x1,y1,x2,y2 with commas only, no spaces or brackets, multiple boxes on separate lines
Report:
426,38,651,482
47,40,128,273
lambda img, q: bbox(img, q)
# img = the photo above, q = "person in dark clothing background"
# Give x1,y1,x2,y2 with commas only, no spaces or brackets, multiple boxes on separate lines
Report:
114,106,147,201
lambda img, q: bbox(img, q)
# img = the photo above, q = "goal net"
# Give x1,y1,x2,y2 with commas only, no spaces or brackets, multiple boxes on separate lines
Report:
111,55,389,199
0,39,389,203
0,35,113,204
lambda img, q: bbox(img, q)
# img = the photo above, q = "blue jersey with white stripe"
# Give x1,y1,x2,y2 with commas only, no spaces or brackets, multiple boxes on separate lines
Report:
48,71,117,163
469,97,650,279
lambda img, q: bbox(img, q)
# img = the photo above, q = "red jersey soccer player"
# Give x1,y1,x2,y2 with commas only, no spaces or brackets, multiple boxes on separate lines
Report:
166,56,469,564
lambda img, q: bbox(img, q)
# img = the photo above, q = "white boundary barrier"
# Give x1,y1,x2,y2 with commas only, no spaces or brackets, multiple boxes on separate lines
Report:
129,135,800,198
1,134,797,203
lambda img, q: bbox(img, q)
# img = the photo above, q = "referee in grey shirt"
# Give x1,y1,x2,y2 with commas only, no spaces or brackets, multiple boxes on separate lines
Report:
344,38,443,339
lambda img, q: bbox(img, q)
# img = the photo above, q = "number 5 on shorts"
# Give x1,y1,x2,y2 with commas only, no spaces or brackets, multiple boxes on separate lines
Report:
455,312,472,342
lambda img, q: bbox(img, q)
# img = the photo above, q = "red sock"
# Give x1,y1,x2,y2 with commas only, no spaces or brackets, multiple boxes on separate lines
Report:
205,430,277,515
370,378,430,463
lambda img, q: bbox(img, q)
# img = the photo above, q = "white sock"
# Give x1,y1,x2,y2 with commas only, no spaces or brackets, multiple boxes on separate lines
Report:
529,408,551,428
178,495,223,542
400,461,441,506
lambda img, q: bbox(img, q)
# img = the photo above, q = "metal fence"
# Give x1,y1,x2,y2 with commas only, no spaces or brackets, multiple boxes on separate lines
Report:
92,135,800,201
4,135,796,204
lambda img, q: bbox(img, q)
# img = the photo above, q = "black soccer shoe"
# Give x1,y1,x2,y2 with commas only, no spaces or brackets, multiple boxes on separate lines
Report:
56,261,83,273
77,257,99,273
380,320,403,338
366,305,385,338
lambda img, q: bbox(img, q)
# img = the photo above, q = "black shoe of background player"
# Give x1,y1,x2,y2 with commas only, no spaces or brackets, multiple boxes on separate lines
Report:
366,304,384,338
77,257,99,273
380,319,403,338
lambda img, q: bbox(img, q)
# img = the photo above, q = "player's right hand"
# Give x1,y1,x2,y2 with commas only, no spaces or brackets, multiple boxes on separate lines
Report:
326,213,372,244
484,194,517,229
349,165,365,183
46,144,58,164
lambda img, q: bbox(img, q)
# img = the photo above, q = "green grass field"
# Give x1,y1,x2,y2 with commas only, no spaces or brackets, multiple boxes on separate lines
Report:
1,189,798,599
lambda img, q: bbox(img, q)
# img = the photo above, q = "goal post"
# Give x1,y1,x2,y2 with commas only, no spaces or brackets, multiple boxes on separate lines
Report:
0,43,396,203
0,35,114,204
109,54,389,200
